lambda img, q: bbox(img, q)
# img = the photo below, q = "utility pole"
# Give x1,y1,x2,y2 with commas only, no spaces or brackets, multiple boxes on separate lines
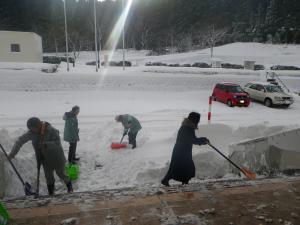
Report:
94,0,98,72
63,0,69,71
122,0,125,70
98,28,101,69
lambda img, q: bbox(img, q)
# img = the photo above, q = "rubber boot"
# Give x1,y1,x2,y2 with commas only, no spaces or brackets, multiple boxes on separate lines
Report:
66,181,73,193
47,183,55,196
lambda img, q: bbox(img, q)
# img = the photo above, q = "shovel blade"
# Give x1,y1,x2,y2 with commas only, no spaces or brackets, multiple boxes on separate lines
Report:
241,168,256,180
111,142,128,150
24,182,35,196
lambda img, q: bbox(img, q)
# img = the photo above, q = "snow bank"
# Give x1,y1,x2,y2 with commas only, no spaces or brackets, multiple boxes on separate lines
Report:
229,127,300,174
1,123,286,198
0,129,42,198
0,62,58,73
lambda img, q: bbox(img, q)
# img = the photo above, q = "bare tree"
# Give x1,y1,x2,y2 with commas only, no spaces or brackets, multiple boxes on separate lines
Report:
68,32,83,67
203,25,228,59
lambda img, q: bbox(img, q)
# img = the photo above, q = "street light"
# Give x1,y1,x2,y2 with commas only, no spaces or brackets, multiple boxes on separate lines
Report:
122,0,125,70
94,0,98,72
63,0,69,71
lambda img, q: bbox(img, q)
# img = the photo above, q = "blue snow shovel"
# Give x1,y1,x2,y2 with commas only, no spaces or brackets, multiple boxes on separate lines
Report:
0,143,35,196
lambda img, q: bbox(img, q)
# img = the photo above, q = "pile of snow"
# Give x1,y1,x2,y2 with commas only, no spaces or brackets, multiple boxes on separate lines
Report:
0,123,294,198
229,127,300,174
0,62,58,73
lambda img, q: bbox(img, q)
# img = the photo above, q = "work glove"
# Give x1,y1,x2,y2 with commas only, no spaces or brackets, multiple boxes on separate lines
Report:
200,137,210,145
7,153,14,161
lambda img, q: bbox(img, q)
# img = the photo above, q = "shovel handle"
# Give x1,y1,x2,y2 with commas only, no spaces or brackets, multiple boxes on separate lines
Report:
0,143,26,186
208,143,244,174
120,134,125,143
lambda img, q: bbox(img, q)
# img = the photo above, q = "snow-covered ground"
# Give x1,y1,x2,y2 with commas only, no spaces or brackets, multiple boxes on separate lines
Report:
1,43,300,198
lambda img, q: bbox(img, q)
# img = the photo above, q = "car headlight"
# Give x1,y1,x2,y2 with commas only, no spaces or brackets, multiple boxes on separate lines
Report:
274,96,282,101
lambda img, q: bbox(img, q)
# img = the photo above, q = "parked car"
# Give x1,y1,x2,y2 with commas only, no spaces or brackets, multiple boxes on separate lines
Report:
243,82,294,108
212,83,250,107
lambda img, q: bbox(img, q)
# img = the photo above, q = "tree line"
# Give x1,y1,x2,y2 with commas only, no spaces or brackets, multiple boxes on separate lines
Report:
1,0,300,54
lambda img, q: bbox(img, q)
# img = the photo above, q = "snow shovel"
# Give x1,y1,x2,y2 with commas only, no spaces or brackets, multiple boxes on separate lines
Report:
111,134,128,150
0,143,35,196
208,142,256,180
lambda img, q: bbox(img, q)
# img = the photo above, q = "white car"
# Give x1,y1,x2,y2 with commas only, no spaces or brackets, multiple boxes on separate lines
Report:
244,82,294,108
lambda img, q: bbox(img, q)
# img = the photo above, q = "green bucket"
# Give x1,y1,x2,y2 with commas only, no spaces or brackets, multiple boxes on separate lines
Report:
0,202,9,225
65,163,80,181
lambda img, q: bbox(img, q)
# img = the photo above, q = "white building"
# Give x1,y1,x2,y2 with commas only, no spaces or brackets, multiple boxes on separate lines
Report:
0,31,43,63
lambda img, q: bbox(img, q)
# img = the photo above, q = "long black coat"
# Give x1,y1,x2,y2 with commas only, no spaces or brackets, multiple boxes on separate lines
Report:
165,118,207,183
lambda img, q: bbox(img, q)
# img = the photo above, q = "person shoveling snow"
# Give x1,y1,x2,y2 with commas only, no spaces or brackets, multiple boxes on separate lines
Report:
8,117,73,196
161,112,209,186
113,114,142,149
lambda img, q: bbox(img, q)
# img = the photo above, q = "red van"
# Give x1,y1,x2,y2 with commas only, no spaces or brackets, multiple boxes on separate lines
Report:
212,83,250,107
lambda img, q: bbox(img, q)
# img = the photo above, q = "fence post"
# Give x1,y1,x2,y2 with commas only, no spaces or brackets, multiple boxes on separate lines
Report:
208,96,212,124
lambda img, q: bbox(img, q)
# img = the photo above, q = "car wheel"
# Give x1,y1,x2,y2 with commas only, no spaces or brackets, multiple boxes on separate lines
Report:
227,100,233,107
264,98,272,107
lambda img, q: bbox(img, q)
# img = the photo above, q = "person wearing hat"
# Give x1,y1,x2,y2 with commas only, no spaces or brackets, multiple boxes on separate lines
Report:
63,105,80,164
8,117,73,196
161,112,209,186
115,114,142,149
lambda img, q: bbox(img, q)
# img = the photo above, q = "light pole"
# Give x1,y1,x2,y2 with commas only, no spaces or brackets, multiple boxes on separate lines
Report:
122,0,125,70
94,0,98,72
63,0,69,71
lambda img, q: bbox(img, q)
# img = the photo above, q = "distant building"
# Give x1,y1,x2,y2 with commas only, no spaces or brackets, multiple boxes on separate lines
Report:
0,31,43,63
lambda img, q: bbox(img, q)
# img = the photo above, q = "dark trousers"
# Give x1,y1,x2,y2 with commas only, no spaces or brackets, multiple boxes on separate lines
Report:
68,142,77,163
128,131,138,147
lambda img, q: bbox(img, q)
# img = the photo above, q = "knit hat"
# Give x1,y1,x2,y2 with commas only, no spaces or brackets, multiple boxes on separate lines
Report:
188,112,200,126
27,117,41,130
71,105,80,113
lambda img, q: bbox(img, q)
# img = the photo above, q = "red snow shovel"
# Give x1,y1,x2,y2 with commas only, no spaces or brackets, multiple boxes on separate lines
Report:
208,142,256,180
111,135,128,150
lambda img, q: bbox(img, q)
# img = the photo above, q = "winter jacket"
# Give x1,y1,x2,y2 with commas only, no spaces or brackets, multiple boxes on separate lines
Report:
120,114,142,134
165,118,207,183
63,112,79,143
10,122,66,170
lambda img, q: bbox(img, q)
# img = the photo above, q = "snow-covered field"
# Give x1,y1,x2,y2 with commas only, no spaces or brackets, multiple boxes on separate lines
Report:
1,43,300,198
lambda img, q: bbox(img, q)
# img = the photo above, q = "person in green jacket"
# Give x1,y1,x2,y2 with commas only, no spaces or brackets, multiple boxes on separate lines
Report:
63,106,80,164
115,114,142,149
8,117,73,196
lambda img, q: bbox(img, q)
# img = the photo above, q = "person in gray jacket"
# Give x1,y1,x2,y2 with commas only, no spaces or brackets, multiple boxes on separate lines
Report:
8,117,73,196
115,114,142,149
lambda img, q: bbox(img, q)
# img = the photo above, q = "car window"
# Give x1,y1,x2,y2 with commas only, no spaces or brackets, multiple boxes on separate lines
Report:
249,84,257,90
265,85,283,93
226,85,243,93
219,84,225,91
245,83,252,87
256,85,265,91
